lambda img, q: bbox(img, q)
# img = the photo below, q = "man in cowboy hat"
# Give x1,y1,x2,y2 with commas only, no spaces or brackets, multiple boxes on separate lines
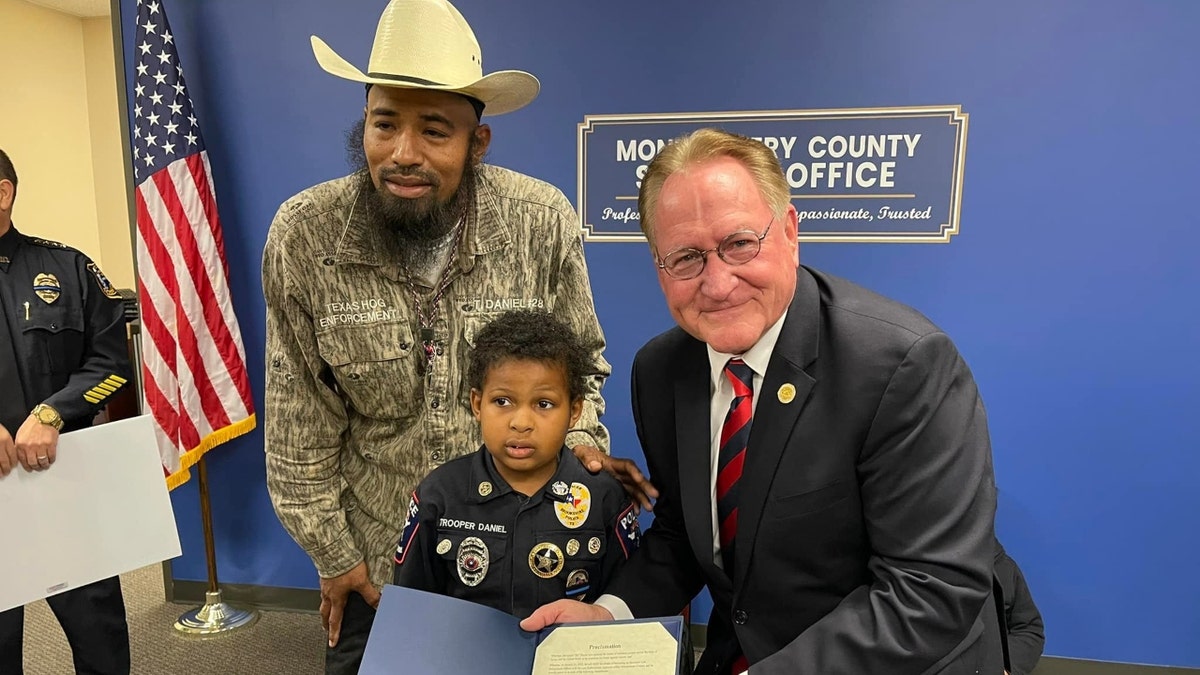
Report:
262,1,655,671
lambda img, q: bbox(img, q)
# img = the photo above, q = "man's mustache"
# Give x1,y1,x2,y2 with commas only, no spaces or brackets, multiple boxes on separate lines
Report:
377,166,441,189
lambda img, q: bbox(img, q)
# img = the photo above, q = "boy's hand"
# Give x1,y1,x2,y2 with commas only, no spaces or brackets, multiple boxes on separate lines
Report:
572,445,658,512
520,599,613,632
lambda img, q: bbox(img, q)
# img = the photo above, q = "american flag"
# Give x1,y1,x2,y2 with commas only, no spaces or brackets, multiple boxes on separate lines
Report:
131,0,256,489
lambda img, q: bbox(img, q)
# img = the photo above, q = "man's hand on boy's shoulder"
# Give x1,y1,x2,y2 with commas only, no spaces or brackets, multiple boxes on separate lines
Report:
571,445,658,513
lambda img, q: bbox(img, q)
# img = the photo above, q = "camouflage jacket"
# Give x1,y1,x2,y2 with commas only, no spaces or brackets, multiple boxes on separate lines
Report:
262,165,611,587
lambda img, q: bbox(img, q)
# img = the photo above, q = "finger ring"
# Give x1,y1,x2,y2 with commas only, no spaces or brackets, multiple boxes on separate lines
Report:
36,455,48,461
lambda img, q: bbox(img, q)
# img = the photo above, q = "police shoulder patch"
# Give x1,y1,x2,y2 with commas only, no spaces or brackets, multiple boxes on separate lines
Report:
86,262,121,299
616,503,641,559
394,492,421,566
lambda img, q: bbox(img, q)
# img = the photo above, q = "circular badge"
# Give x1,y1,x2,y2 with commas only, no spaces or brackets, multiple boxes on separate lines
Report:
436,539,452,555
777,383,797,404
566,539,580,556
529,542,565,579
457,537,490,587
565,569,590,598
588,537,602,555
554,483,592,529
478,481,493,497
551,481,570,497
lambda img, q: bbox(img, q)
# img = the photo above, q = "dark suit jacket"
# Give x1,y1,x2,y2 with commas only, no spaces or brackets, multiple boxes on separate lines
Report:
995,541,1045,675
606,266,1004,674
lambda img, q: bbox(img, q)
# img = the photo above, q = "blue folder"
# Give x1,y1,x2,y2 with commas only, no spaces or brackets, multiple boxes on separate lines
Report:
360,584,683,674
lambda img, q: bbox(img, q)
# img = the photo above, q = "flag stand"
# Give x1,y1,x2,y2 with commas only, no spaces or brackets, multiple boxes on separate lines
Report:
173,457,259,636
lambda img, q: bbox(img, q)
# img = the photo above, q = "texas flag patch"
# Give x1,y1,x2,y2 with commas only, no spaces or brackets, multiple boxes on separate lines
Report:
394,493,420,565
615,503,641,559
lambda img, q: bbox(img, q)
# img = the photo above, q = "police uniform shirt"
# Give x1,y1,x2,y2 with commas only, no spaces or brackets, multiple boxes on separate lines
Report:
0,226,131,433
393,445,641,619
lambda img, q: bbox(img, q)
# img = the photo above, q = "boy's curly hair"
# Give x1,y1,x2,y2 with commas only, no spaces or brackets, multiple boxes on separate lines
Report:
467,310,589,401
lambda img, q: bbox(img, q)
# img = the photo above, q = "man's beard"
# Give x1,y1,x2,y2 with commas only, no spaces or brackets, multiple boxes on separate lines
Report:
346,119,478,269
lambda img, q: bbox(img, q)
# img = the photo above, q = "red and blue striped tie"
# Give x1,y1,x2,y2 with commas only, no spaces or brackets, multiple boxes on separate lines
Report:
717,358,754,574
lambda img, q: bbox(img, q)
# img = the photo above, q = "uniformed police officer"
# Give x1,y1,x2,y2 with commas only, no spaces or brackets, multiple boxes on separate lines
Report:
0,148,133,675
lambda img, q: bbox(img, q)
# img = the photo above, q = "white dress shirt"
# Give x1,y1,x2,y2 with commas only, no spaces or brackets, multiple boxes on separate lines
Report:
593,311,788,630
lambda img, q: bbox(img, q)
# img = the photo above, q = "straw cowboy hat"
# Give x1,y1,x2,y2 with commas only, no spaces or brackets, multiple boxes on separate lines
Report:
310,0,540,116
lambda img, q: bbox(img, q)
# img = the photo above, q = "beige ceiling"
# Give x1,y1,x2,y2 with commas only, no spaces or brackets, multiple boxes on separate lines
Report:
21,0,111,18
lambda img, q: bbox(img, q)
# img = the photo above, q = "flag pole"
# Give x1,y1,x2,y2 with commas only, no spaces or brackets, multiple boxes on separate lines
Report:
173,456,259,636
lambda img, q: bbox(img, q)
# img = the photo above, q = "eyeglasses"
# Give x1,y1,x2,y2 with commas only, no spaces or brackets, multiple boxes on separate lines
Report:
655,219,773,280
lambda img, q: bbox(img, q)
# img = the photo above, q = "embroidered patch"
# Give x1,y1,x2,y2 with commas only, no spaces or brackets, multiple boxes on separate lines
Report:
86,262,120,299
616,503,641,558
394,493,420,565
553,482,591,529
83,374,129,404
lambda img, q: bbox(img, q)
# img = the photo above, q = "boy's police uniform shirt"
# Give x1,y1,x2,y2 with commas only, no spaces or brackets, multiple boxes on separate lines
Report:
0,226,130,434
394,445,640,618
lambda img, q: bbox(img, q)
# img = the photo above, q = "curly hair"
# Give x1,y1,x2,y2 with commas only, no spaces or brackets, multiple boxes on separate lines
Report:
467,309,589,402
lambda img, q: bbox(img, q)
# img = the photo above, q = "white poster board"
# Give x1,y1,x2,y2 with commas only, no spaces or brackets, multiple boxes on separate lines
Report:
0,415,182,612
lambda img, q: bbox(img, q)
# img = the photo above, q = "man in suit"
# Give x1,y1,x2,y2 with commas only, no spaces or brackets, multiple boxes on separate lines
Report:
995,538,1045,675
522,128,1003,674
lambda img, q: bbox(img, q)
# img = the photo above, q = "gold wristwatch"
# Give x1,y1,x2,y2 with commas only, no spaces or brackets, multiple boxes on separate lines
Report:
31,403,64,431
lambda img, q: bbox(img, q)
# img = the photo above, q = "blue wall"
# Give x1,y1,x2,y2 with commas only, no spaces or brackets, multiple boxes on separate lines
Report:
119,0,1200,666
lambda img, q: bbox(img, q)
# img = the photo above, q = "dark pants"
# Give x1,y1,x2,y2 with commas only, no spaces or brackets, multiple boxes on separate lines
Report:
324,591,377,675
0,576,130,675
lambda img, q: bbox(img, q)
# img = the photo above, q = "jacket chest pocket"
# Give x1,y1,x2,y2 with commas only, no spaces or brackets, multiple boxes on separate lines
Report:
458,313,502,409
315,322,417,420
437,530,509,594
21,300,85,377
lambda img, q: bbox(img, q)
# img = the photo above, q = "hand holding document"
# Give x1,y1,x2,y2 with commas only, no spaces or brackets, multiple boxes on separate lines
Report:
0,415,181,612
361,585,684,675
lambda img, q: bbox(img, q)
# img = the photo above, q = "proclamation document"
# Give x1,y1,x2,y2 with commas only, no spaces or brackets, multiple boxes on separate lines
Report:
532,620,682,674
0,415,182,612
362,585,684,675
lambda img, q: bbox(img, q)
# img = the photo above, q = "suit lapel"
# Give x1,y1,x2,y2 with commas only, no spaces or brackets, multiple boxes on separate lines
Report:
674,341,728,586
734,269,821,581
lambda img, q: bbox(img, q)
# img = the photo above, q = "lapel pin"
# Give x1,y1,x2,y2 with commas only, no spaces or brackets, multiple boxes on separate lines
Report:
777,383,796,404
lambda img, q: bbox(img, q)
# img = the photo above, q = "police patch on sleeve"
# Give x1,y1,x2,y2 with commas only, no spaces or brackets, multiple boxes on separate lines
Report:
86,262,121,299
616,504,641,558
394,493,420,565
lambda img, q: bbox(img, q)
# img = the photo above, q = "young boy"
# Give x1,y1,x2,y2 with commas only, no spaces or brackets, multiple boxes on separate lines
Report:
393,309,639,619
